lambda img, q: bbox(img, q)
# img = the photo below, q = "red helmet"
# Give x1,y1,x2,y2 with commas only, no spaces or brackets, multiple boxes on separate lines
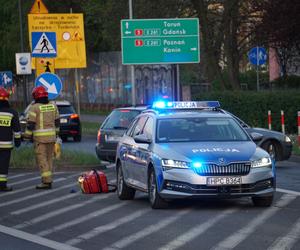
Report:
32,86,48,100
0,87,9,101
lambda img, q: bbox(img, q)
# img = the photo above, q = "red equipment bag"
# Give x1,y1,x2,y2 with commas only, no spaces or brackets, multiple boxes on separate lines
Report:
78,169,116,194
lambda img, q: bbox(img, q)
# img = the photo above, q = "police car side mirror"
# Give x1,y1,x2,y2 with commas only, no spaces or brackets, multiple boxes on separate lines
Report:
251,132,263,142
134,134,152,144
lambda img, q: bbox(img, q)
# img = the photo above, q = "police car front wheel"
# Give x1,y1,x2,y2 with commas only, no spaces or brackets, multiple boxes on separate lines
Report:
116,162,135,200
148,167,168,209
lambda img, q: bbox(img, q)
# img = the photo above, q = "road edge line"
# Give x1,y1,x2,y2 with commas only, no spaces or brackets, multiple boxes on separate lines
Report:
277,188,300,196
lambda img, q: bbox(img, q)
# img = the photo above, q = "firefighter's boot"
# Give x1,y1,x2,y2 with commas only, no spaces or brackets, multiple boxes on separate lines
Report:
36,183,52,189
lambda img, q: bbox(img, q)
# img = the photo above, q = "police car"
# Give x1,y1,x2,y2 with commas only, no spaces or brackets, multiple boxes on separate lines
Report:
115,101,275,209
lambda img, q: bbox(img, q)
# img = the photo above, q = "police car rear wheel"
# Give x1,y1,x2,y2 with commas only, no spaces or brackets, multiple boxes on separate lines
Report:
252,195,273,207
117,163,135,200
148,168,168,209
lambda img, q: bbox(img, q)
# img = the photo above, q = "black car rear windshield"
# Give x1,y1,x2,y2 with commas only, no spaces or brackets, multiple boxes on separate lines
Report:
102,110,140,129
156,117,250,143
58,105,75,114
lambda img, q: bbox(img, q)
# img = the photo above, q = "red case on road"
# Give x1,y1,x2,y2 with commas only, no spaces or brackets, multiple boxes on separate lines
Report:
78,169,109,193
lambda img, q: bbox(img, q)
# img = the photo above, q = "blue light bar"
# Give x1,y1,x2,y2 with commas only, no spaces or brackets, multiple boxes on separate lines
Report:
152,101,220,109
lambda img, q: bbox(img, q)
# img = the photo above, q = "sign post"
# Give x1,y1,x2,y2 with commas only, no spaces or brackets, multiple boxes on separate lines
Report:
248,47,267,91
121,18,200,65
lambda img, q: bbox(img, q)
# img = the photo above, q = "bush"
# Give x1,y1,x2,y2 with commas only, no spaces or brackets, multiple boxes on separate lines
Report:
193,91,300,133
271,75,300,89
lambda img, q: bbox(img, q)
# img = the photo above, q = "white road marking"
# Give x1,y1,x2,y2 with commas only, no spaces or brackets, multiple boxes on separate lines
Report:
211,194,297,250
11,192,79,215
9,176,41,185
277,188,300,196
103,209,191,250
158,209,237,250
66,209,149,246
8,173,29,180
38,202,127,236
0,182,76,208
14,193,113,229
0,177,66,197
268,216,300,250
0,224,81,250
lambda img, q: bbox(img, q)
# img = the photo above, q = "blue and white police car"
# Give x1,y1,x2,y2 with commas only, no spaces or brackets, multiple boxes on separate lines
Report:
115,101,275,209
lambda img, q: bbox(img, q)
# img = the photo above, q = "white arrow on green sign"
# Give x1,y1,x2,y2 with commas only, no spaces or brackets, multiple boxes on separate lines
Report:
121,18,200,65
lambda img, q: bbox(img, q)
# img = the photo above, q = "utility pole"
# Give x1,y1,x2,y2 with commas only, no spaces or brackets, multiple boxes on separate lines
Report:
18,0,28,107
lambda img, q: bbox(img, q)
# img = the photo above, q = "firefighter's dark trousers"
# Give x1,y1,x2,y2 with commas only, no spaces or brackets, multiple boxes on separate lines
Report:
0,149,11,187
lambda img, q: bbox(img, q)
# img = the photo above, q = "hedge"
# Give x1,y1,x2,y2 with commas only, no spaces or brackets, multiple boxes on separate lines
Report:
193,91,300,133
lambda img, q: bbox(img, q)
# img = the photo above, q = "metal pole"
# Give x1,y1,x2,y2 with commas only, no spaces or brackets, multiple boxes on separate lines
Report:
129,0,136,105
70,7,81,115
18,0,28,107
256,46,260,91
176,64,180,101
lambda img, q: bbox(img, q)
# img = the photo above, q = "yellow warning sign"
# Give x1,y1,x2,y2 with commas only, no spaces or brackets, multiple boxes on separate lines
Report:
35,58,55,77
28,14,86,69
30,0,48,14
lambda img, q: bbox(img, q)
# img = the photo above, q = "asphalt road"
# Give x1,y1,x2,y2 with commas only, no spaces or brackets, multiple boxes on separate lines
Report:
0,159,299,250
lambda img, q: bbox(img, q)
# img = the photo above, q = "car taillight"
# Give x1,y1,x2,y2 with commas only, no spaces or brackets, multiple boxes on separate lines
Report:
97,130,101,143
70,114,79,119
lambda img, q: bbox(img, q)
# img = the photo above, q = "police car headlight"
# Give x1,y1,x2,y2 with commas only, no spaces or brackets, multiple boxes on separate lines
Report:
251,157,272,168
162,159,189,169
284,135,291,142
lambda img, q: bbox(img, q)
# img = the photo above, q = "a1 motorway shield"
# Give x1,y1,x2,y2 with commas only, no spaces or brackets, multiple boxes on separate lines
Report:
35,73,62,100
248,47,267,66
121,18,200,65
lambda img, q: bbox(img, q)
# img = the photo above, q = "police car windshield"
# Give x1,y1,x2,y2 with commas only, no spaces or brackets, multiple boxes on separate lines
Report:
156,117,249,143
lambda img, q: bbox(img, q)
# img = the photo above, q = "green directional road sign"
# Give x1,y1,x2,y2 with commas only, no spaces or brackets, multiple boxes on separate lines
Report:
121,18,200,65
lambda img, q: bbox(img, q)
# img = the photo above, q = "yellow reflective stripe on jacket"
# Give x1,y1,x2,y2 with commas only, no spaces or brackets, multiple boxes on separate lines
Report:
14,132,21,138
28,111,37,118
0,141,13,148
0,174,7,182
0,115,12,127
40,111,44,130
39,104,55,112
33,128,56,137
41,171,52,177
25,129,33,136
0,112,13,117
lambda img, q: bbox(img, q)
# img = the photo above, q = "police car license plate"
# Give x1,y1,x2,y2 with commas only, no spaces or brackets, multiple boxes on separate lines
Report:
60,118,68,123
207,177,241,186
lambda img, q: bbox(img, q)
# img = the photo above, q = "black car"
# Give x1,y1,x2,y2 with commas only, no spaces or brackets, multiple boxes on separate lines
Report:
20,100,81,142
225,111,292,161
95,106,148,162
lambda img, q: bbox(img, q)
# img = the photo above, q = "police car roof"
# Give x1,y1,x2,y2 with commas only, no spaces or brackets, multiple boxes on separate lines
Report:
116,105,149,111
54,100,71,106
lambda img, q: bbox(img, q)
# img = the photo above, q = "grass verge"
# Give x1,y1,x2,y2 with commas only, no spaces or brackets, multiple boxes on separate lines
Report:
81,121,100,136
11,146,100,168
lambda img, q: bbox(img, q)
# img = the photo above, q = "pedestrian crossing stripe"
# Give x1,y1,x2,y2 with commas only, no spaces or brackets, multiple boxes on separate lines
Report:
31,32,57,58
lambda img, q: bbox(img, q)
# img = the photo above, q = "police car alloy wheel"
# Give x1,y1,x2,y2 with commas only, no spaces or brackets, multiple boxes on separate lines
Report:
116,162,135,200
148,167,168,209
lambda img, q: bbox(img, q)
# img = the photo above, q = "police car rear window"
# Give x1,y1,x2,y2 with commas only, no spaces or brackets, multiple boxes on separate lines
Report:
102,110,141,129
156,117,249,143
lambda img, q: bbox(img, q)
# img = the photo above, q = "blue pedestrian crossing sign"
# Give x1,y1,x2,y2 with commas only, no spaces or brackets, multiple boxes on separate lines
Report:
31,32,57,58
0,71,13,87
35,73,62,100
248,47,267,66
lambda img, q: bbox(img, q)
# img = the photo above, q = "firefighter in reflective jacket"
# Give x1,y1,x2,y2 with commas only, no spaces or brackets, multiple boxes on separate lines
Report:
25,86,60,189
0,87,21,191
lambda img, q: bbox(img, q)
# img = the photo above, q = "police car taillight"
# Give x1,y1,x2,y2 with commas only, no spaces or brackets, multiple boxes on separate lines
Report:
97,130,101,143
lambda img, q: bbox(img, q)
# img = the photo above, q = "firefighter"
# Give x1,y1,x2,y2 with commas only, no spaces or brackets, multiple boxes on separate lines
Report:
24,86,60,189
0,87,21,191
